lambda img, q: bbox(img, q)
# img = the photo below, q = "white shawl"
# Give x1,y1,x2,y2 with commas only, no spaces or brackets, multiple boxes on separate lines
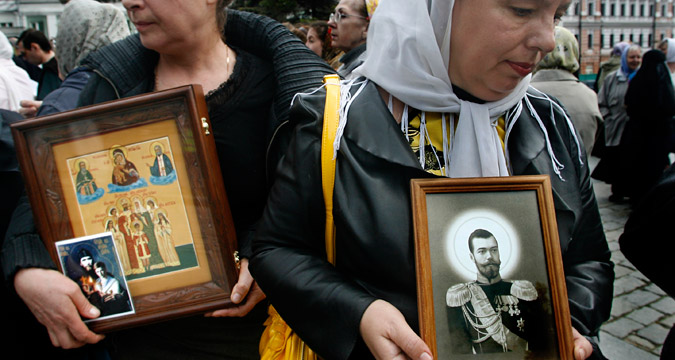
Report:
354,0,530,178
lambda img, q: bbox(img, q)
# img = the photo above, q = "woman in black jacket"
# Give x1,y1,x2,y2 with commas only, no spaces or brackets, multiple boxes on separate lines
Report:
4,0,333,358
251,0,612,359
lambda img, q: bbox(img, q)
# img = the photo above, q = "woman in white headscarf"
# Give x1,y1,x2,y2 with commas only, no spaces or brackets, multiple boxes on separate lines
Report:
251,0,611,359
0,31,37,111
659,38,675,85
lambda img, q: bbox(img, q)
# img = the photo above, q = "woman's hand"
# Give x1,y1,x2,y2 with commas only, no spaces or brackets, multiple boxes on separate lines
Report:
14,268,104,348
18,100,42,118
572,327,593,359
205,258,266,317
360,300,432,360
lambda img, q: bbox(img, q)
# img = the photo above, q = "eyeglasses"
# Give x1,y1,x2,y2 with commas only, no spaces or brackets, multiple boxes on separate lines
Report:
329,11,369,23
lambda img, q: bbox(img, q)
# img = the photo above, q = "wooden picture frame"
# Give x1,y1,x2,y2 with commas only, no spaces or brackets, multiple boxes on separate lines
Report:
411,175,573,359
12,85,239,333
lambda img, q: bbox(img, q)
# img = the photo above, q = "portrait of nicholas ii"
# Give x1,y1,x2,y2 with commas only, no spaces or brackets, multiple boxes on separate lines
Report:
446,228,538,355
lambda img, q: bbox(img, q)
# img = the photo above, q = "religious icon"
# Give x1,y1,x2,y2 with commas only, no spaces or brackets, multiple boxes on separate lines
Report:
147,142,177,185
72,158,104,205
108,145,148,192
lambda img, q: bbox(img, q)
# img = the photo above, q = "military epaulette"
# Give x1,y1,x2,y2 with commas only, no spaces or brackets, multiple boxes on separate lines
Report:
510,280,538,301
446,283,471,307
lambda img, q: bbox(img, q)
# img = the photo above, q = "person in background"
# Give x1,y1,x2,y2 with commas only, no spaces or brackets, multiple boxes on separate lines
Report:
0,31,37,112
592,44,642,203
327,0,379,79
532,26,602,155
282,22,307,43
619,164,675,360
658,38,675,85
305,21,343,69
16,29,61,100
251,0,611,359
594,42,629,92
621,49,675,205
19,0,131,118
4,0,332,358
8,36,42,82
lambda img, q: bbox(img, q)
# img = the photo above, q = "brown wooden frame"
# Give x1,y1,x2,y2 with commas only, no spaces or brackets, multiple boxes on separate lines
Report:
11,85,239,332
411,175,573,359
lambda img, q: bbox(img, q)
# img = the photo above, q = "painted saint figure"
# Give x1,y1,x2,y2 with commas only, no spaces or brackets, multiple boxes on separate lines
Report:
75,161,97,195
132,221,151,272
446,229,539,354
117,198,143,274
105,213,131,276
147,144,174,177
111,147,140,186
154,210,180,267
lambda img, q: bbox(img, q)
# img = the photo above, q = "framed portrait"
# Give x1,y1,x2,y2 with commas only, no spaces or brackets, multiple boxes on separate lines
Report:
11,85,239,332
410,175,573,359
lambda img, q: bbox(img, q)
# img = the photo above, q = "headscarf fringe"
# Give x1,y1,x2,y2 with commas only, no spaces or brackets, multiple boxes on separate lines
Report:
528,88,585,166
334,78,369,158
524,95,565,181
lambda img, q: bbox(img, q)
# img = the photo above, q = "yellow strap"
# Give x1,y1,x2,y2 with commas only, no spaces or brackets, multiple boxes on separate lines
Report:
321,74,340,265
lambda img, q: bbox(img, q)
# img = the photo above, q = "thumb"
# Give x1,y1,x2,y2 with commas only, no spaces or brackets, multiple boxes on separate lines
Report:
391,319,432,360
70,290,100,319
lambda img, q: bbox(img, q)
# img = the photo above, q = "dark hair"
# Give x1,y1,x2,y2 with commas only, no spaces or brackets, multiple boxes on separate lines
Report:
78,248,93,260
94,261,107,272
468,229,495,253
18,28,52,52
309,21,341,62
216,0,233,40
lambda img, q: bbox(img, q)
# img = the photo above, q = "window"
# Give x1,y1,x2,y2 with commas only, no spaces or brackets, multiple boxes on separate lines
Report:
601,34,605,48
629,33,634,43
574,1,580,15
648,34,653,47
621,3,625,16
620,33,625,41
631,3,635,16
588,33,593,50
589,1,595,15
639,34,643,46
640,3,645,17
611,3,616,16
602,2,606,15
610,33,615,47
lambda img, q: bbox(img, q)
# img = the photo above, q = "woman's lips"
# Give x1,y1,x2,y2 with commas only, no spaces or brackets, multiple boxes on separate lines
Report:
133,21,153,32
507,61,534,77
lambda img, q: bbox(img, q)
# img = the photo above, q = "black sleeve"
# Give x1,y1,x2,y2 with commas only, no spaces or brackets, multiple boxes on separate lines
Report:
250,90,377,360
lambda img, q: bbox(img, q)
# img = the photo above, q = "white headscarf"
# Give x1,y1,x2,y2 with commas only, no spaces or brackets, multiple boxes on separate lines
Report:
666,38,675,64
0,31,37,111
354,0,531,178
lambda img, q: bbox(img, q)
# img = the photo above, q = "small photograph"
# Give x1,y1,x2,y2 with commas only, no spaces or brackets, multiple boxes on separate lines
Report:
56,233,135,321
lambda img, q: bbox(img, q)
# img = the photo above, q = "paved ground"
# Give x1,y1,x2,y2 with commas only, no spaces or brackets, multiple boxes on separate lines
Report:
589,157,674,359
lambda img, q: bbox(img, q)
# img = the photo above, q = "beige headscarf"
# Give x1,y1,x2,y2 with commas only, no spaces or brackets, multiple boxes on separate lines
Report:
536,26,579,73
56,0,131,76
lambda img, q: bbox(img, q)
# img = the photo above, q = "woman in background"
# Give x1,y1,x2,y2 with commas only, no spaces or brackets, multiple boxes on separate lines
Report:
593,44,642,202
0,31,37,112
305,21,342,69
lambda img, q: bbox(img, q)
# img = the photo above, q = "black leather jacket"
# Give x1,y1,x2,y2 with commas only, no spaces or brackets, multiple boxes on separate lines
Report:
251,80,613,359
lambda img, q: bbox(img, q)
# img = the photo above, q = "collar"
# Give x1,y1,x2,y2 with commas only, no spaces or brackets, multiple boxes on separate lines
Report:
339,43,367,65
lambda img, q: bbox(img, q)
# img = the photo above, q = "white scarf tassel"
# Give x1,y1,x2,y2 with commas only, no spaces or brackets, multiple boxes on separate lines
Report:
527,89,585,166
419,112,426,168
334,78,368,158
524,95,565,181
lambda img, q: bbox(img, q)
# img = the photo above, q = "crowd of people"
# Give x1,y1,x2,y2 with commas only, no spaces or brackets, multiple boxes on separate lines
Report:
0,0,673,359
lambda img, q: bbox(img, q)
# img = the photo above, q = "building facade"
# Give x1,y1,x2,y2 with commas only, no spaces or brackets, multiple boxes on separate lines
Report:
562,0,675,75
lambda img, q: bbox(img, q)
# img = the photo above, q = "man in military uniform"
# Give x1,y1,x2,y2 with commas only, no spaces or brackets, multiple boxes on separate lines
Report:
446,229,539,354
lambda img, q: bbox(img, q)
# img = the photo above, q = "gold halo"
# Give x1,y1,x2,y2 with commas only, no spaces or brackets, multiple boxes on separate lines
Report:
145,196,158,208
131,196,143,209
73,158,89,171
103,216,116,230
131,219,144,230
106,205,118,216
109,145,128,162
116,197,130,211
149,142,165,157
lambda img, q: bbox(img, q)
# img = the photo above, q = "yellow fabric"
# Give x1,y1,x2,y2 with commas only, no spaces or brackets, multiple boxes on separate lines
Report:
321,74,340,265
407,112,506,176
259,75,341,360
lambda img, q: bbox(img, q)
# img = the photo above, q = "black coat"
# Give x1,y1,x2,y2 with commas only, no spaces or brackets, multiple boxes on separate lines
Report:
251,81,614,359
